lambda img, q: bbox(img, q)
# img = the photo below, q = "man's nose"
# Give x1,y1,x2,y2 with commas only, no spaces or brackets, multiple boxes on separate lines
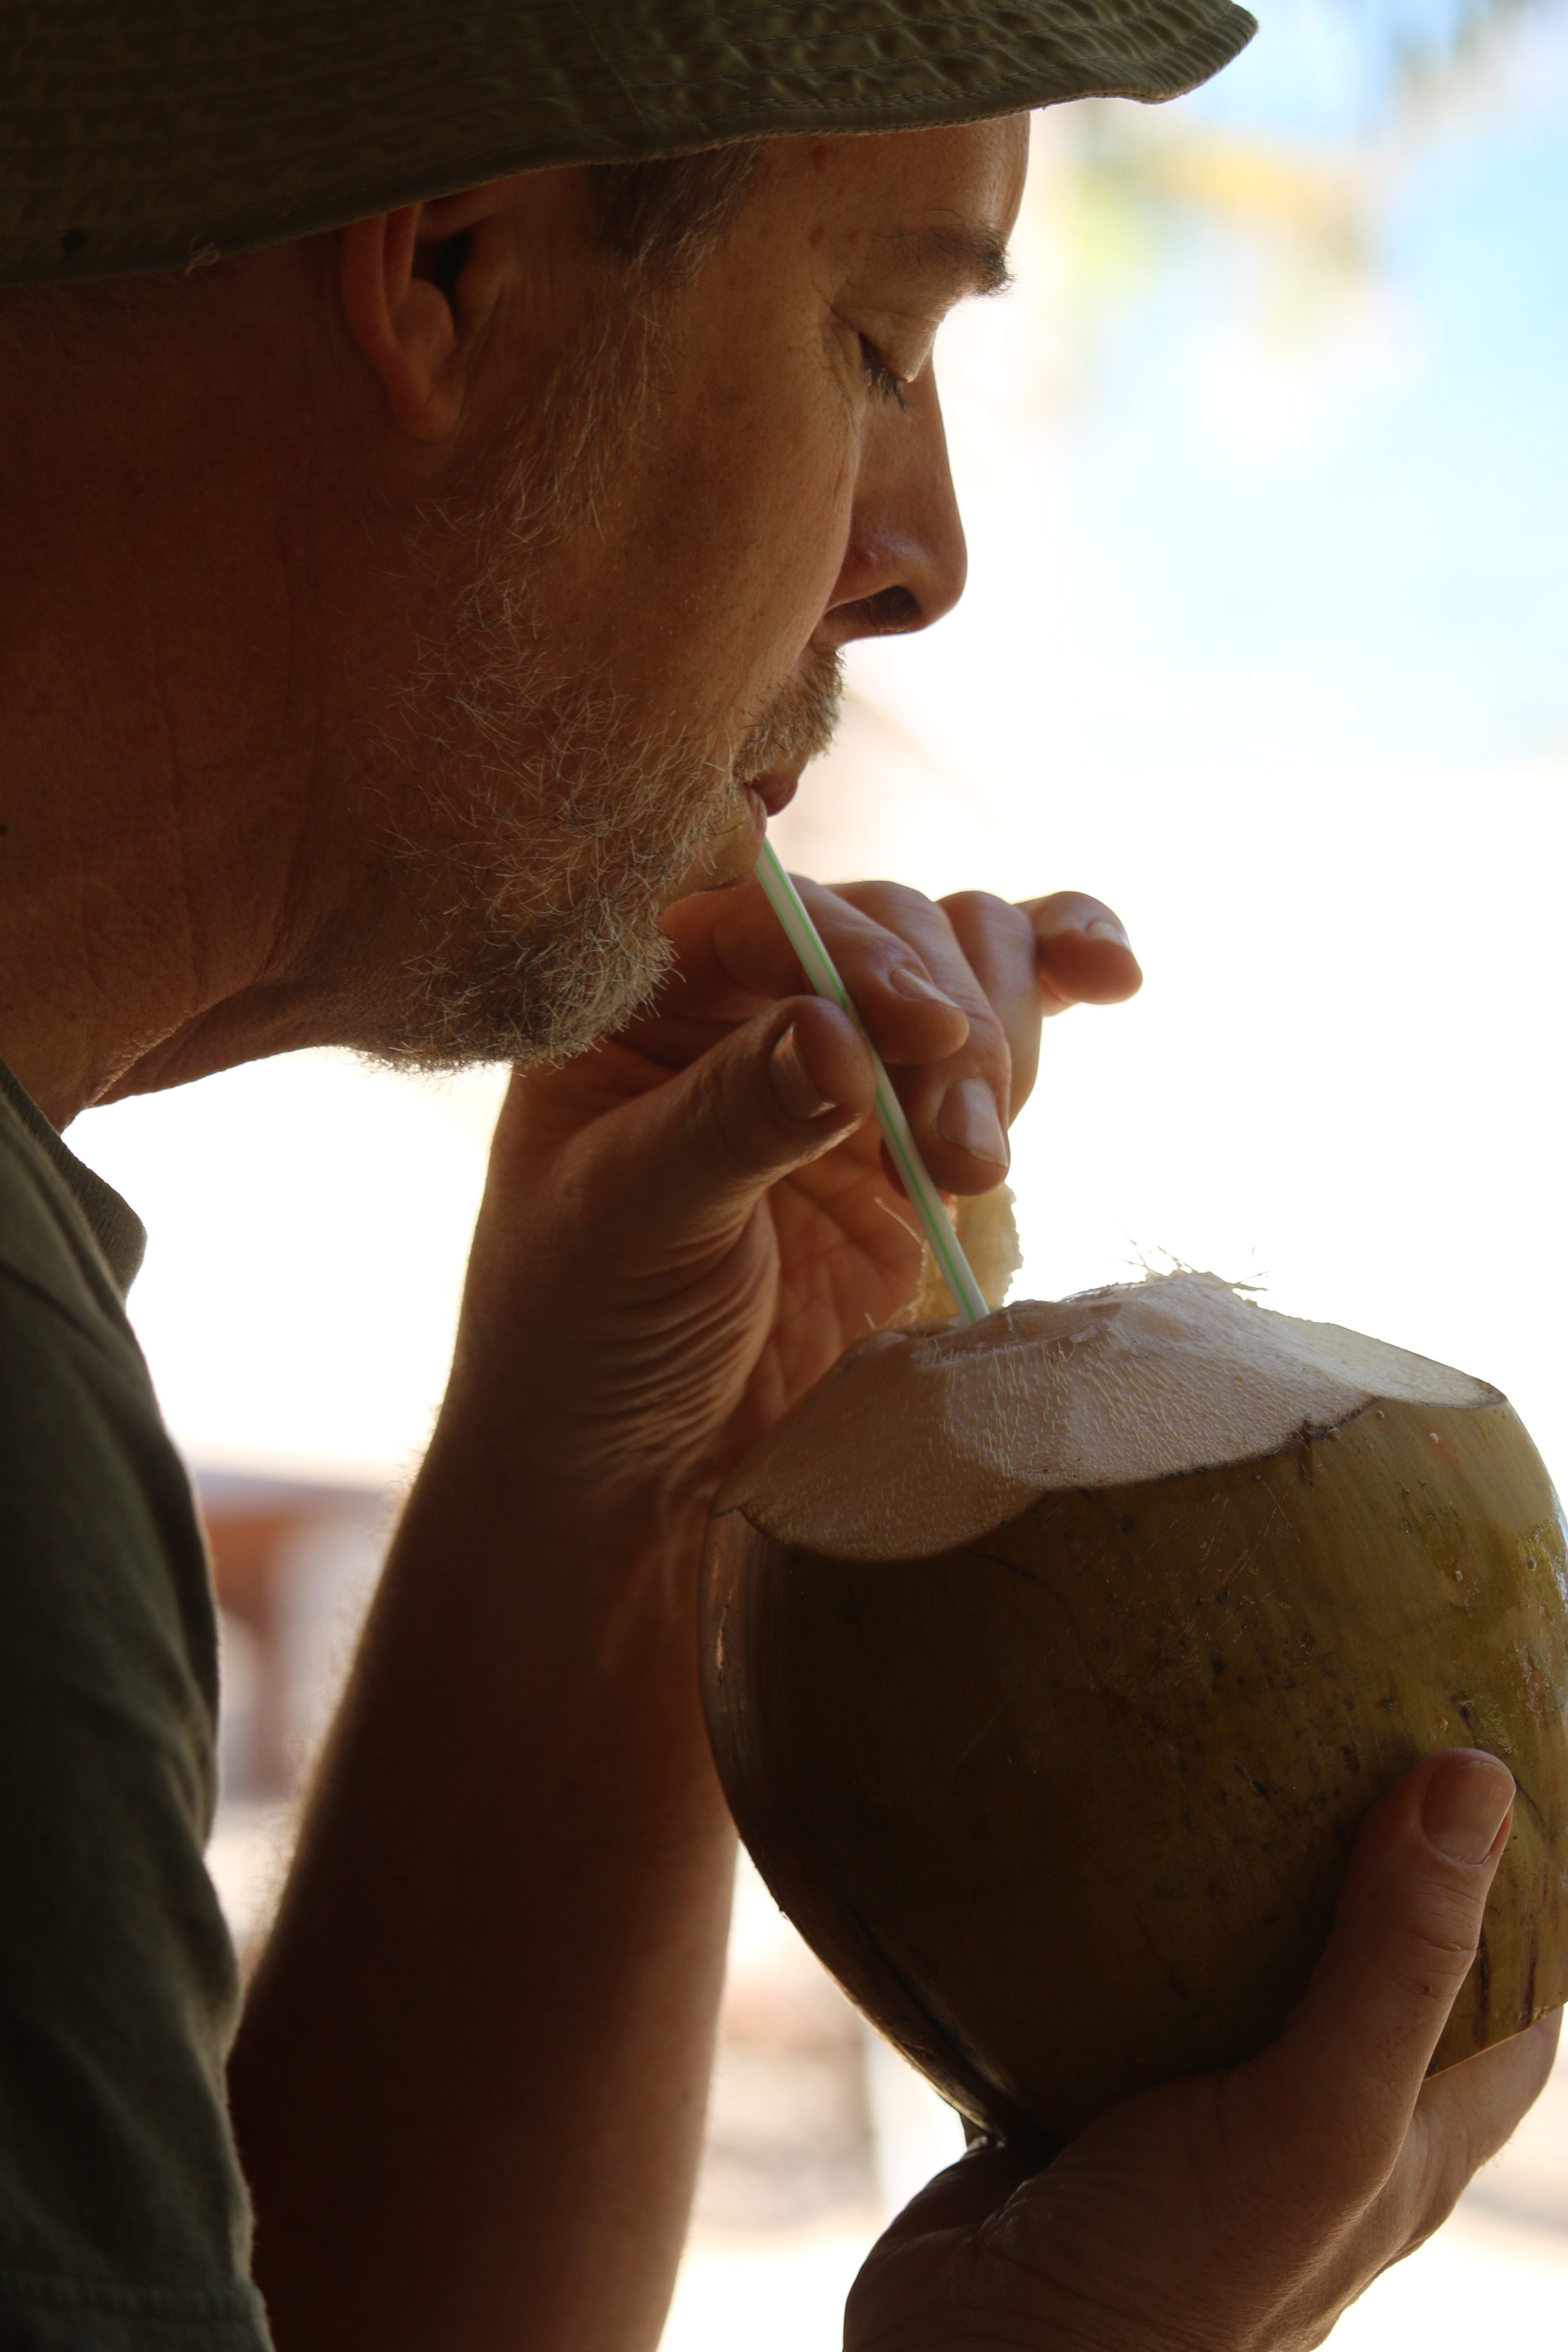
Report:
820,382,968,646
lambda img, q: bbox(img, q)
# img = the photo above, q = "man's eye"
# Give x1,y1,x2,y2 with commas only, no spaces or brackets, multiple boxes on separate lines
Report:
858,334,910,412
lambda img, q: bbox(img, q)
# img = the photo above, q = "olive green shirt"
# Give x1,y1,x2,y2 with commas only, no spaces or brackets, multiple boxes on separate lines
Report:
0,1063,270,2347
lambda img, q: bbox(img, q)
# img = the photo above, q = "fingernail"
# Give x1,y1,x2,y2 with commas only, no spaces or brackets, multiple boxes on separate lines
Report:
769,1025,836,1122
1087,917,1131,946
935,1078,1009,1168
1422,1754,1514,1864
888,965,963,1010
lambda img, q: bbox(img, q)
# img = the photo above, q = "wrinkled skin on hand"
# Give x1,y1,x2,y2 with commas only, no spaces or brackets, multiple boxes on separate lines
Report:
450,871,1138,1514
444,871,1555,2352
847,1753,1560,2352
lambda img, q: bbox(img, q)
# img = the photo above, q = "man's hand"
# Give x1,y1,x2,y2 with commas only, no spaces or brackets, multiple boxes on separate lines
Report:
233,868,1138,2352
847,1749,1560,2352
451,875,1140,1513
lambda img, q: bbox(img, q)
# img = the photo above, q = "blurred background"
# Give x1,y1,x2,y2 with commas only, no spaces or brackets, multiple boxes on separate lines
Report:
72,1,1568,2341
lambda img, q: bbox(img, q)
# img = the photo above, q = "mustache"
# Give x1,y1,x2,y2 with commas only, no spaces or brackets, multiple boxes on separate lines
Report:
732,643,844,783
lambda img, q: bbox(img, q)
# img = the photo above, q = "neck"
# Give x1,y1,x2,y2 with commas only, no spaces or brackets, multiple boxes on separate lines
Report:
0,276,380,1127
0,510,314,1124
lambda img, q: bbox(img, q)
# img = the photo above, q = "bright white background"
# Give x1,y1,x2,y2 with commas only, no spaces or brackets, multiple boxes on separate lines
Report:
70,3,1568,2342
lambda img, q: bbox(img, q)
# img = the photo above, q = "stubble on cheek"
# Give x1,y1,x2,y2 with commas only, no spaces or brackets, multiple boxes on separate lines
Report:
359,634,843,1074
343,284,849,1074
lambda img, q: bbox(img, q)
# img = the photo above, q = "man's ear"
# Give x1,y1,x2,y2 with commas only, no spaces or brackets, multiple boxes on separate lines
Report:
339,186,509,442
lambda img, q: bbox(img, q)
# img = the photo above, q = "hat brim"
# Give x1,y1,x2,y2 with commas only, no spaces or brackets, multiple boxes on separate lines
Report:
3,0,1256,285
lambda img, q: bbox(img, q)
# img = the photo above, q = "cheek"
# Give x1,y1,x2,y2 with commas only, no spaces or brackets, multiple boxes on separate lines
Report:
611,353,859,719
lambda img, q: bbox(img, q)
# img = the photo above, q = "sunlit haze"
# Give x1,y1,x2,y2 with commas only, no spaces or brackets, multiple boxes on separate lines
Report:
69,11,1568,2335
77,0,1568,1503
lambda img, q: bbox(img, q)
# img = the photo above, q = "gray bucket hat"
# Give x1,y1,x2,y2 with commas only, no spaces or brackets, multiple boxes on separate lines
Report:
0,0,1256,286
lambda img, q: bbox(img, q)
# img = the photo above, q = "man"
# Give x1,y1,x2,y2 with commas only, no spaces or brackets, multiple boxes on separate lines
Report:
0,4,1554,2348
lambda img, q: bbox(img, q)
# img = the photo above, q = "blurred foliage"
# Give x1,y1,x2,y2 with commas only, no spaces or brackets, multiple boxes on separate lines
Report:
1002,0,1565,403
1383,0,1553,104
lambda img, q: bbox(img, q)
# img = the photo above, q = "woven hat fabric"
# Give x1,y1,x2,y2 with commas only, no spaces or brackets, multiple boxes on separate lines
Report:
0,0,1256,286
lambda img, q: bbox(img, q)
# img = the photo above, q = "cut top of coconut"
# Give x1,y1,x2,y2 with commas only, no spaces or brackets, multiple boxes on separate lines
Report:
717,1272,1500,1561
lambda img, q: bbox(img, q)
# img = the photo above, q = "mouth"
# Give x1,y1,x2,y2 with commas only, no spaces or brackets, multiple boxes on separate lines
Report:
665,772,801,906
746,771,802,820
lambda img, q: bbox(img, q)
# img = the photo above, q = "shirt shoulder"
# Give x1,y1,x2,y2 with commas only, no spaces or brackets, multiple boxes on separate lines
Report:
0,1061,146,1348
0,1070,269,2340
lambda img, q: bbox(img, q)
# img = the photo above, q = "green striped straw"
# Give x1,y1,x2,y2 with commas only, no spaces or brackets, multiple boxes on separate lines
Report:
755,839,989,1325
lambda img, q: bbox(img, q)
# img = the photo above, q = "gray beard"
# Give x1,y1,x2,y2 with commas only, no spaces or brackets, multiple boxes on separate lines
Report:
352,296,843,1071
366,551,843,1072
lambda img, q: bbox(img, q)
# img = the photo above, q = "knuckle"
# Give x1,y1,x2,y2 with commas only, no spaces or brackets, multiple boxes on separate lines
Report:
940,887,1016,929
689,1044,757,1177
1389,1884,1483,1989
692,1071,739,1171
962,1002,1012,1079
837,879,931,928
1028,887,1109,921
1017,888,1076,929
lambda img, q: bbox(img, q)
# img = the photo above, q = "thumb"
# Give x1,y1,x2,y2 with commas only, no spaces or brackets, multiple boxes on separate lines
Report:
1243,1748,1514,2196
581,996,878,1258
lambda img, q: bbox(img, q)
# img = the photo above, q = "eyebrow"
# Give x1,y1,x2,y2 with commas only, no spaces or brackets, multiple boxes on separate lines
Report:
886,220,1014,300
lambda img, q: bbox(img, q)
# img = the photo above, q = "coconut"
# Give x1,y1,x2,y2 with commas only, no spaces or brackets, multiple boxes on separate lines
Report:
700,1272,1568,2150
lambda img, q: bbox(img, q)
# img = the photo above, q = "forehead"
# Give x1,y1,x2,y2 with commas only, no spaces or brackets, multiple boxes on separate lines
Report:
762,117,1029,288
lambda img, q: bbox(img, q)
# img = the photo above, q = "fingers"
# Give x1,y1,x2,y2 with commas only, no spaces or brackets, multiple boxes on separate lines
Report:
662,874,1140,1035
569,997,878,1271
652,871,1140,1193
641,879,970,1086
861,2140,1038,2254
665,876,1017,1194
1025,892,1143,1015
664,877,973,1058
1314,2008,1562,2320
825,882,1025,1189
1241,1751,1516,2204
937,891,1047,1115
815,882,1139,1174
1400,2006,1562,2238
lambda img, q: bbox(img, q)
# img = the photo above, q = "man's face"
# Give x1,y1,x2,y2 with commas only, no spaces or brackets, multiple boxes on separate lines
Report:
354,117,1029,1066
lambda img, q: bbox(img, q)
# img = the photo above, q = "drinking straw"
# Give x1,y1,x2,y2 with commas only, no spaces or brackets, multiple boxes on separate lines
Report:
755,839,990,1325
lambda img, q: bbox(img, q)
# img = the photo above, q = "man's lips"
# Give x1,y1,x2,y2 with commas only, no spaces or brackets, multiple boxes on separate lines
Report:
747,771,801,818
